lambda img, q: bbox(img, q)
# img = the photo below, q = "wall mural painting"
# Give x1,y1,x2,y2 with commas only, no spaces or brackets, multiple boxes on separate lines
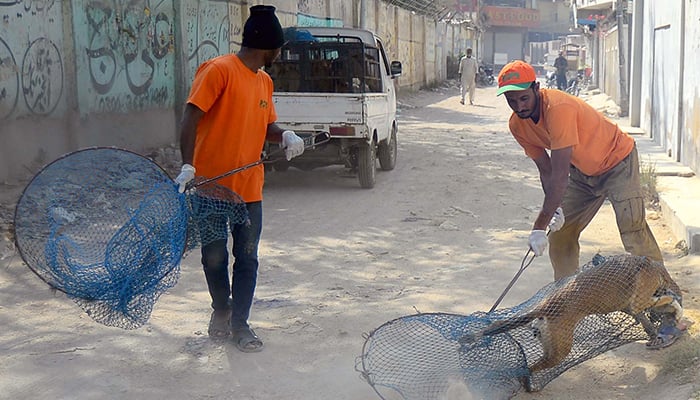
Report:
22,37,63,115
183,1,230,90
0,38,19,120
0,0,63,120
297,0,325,15
0,0,55,11
75,0,175,114
296,13,343,28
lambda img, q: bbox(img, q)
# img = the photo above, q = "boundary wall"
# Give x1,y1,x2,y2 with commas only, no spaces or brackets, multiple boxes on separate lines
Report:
0,0,475,183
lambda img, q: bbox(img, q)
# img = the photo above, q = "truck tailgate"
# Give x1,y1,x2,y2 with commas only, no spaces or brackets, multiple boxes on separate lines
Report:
273,93,364,125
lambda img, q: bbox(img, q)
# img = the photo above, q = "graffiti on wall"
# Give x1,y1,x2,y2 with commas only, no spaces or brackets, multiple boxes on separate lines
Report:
74,0,175,114
297,0,326,15
183,0,230,91
0,0,64,120
296,13,342,28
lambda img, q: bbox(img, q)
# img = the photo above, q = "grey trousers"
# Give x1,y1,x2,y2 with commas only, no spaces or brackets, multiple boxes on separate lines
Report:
548,146,663,280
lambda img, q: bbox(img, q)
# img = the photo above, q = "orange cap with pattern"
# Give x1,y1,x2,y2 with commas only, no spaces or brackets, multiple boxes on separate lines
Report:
497,60,537,96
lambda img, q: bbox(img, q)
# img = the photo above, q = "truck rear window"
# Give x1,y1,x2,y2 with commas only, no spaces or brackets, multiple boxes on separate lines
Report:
267,32,383,94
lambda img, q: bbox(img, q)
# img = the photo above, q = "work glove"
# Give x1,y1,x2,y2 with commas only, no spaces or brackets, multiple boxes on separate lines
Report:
548,207,565,232
174,164,195,193
282,130,305,161
528,230,548,256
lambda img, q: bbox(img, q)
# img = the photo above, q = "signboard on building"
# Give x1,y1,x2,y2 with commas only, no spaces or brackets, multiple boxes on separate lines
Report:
494,52,509,65
482,6,540,28
455,0,478,13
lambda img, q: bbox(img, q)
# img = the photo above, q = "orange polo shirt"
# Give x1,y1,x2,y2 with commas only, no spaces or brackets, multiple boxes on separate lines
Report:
508,89,634,176
187,54,276,202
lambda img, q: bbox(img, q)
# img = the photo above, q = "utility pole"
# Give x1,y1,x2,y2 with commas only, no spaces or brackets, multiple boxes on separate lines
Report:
617,0,629,116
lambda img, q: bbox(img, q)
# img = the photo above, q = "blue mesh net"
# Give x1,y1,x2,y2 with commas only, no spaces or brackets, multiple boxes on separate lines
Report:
14,148,248,329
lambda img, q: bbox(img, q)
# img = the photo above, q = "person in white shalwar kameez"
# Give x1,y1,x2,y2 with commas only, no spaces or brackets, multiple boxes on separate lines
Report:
458,48,478,105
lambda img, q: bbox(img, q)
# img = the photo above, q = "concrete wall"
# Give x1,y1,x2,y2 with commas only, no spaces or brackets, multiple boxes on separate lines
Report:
681,0,700,174
636,0,683,159
623,0,700,175
588,0,700,174
0,1,177,183
0,0,474,183
602,27,620,105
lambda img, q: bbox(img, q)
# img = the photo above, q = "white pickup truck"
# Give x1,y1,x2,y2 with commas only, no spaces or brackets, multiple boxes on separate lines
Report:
265,26,402,188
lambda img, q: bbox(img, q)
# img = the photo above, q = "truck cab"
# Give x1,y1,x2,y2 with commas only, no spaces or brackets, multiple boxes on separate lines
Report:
266,26,402,188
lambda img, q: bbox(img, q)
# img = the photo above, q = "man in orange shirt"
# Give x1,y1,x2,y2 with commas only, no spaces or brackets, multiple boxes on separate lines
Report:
174,5,305,353
496,60,682,349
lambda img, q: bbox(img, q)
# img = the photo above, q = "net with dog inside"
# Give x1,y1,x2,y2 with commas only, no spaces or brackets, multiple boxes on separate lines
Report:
13,147,248,329
357,254,682,400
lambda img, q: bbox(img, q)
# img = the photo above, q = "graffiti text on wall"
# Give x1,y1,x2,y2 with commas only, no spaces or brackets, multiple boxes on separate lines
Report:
183,2,230,93
76,0,175,114
0,0,64,120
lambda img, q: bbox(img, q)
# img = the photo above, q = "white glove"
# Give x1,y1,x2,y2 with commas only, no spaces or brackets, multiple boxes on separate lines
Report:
528,230,548,256
548,207,565,232
282,130,305,161
174,164,195,193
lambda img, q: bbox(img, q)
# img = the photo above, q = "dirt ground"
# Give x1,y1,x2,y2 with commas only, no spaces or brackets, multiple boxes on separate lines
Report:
1,82,699,400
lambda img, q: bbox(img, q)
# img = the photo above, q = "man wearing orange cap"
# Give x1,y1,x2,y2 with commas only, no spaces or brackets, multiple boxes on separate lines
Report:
495,60,682,349
174,5,305,353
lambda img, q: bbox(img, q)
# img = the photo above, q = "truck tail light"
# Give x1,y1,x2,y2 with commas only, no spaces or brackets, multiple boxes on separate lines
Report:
329,126,355,136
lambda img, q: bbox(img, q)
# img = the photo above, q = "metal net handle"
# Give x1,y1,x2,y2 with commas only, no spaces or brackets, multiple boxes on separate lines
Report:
189,131,330,189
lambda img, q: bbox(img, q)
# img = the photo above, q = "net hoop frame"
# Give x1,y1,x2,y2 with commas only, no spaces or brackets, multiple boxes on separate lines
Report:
13,146,180,295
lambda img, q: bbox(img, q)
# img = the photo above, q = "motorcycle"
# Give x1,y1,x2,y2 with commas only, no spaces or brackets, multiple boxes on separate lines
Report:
545,71,557,89
565,70,585,97
477,64,495,86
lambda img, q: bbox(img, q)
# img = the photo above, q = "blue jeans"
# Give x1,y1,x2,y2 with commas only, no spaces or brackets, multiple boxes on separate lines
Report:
200,201,262,328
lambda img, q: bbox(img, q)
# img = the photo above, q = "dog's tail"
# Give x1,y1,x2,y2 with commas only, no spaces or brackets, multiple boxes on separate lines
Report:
459,312,538,344
481,313,538,336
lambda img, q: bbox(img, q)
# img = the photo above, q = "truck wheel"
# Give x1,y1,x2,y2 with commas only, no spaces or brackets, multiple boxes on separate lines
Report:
378,125,397,171
357,141,376,189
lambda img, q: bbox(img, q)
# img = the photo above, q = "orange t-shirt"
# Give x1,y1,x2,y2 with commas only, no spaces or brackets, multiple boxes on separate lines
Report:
508,89,634,176
187,54,277,202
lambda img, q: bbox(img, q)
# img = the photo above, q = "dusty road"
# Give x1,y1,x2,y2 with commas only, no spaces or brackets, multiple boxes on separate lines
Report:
0,82,698,400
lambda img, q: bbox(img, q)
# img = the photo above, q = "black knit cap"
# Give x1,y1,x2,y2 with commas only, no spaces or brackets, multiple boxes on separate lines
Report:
242,5,284,50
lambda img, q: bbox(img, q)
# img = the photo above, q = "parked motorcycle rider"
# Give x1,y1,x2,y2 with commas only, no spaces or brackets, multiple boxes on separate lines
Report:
554,51,568,91
477,64,495,86
458,48,478,105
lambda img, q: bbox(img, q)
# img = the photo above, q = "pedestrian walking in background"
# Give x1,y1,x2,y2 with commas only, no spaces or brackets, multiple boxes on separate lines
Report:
554,51,568,91
458,48,478,105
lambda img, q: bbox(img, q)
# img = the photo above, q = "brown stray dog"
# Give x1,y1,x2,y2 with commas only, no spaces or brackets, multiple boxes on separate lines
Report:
462,255,682,377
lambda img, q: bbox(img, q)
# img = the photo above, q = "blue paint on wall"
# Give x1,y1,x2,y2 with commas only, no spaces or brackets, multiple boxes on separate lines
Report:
297,13,343,28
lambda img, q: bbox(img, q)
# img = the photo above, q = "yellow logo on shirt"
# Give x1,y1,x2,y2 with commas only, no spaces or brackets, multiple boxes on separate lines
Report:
259,100,268,108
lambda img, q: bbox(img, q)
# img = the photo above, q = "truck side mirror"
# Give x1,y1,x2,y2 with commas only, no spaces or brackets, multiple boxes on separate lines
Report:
390,61,402,78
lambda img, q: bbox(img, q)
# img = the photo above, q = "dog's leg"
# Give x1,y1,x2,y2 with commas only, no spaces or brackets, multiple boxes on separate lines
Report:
650,295,684,321
668,299,683,321
634,312,657,339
